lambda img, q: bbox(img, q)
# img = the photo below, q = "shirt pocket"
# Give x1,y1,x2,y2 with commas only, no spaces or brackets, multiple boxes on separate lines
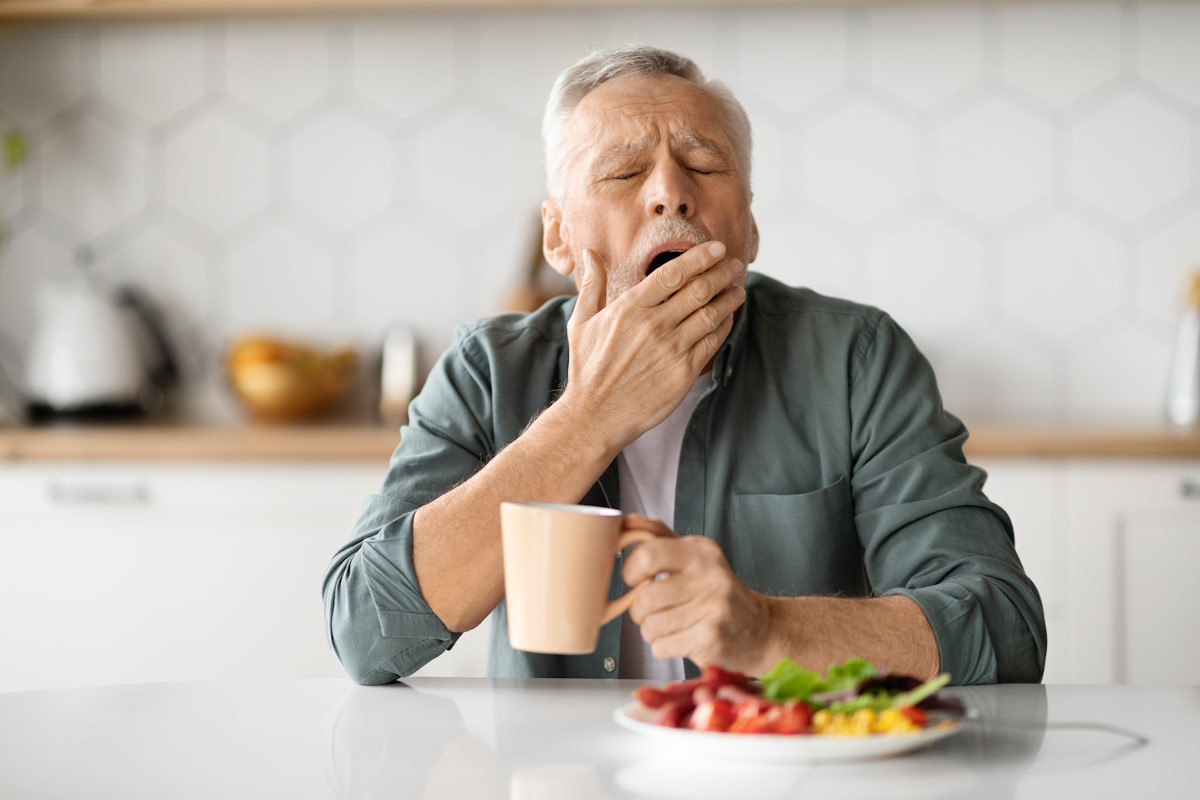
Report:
729,476,866,597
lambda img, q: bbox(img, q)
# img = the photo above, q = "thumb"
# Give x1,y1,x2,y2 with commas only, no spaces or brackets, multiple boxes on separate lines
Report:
574,249,607,318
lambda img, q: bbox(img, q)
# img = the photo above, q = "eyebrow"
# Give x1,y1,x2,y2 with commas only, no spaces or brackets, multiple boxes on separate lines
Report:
590,134,658,175
589,130,728,176
671,130,726,160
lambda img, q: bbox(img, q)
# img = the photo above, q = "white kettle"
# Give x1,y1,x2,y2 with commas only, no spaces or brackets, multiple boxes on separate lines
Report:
23,249,178,418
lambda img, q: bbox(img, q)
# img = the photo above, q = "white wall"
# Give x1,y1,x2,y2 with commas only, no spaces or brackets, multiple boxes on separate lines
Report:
1,1,1199,423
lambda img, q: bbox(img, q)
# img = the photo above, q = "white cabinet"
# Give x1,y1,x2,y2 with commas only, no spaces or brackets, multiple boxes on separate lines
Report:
1120,510,1200,683
8,455,1194,691
0,460,492,693
977,458,1200,686
972,459,1071,684
1064,461,1200,686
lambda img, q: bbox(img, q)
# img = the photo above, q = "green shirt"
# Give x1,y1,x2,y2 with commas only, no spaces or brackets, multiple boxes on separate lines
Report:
323,273,1046,685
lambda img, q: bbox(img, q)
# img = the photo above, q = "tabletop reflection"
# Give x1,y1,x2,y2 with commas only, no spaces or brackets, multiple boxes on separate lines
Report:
327,682,1054,800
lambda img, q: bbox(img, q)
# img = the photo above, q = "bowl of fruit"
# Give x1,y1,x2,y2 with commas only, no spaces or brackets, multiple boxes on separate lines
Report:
226,335,358,422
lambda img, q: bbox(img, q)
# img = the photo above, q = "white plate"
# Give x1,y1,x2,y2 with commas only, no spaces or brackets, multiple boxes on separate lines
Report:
612,702,965,764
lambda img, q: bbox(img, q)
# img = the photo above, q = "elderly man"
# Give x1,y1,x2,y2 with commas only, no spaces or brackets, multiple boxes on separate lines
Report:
323,45,1046,686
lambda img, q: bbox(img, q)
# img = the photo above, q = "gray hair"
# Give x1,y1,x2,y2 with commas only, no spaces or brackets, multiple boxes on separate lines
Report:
542,43,753,199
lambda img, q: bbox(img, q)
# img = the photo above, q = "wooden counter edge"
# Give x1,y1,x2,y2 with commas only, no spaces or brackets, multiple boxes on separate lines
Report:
0,424,402,462
962,425,1200,460
4,422,1200,461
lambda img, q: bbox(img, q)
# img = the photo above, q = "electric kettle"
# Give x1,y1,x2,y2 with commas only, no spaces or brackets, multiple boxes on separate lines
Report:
23,248,179,418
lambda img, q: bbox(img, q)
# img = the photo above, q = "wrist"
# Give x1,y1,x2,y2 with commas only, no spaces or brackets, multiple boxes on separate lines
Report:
534,390,623,470
550,386,630,464
753,595,797,677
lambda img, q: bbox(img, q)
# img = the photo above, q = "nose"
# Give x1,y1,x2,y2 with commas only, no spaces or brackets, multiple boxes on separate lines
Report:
644,162,695,220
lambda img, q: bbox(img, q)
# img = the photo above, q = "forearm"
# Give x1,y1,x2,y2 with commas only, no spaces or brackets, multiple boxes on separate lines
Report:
755,594,941,680
413,395,620,633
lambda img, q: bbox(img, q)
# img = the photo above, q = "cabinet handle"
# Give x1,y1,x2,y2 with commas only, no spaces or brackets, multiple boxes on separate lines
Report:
1180,479,1200,500
48,482,151,506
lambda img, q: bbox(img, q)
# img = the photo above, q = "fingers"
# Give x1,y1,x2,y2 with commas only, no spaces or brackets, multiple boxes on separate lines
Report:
678,282,746,363
572,249,607,320
631,569,732,665
634,241,727,308
625,546,767,672
664,254,744,320
656,256,746,362
623,537,687,587
622,534,723,587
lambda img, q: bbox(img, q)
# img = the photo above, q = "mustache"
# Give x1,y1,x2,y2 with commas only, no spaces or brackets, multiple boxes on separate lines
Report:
629,218,711,268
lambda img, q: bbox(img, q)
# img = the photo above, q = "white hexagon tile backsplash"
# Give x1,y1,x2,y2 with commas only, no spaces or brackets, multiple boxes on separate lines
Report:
96,23,207,127
0,2,1198,424
161,110,272,237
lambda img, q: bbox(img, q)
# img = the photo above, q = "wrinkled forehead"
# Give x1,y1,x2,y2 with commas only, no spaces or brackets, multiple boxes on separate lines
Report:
562,74,736,169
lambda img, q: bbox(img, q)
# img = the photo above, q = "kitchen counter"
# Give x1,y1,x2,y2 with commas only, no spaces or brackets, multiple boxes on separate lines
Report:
2,419,1200,461
0,678,1195,799
0,420,402,461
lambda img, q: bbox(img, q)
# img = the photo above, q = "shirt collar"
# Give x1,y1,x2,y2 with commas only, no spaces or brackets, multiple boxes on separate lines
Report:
713,291,751,388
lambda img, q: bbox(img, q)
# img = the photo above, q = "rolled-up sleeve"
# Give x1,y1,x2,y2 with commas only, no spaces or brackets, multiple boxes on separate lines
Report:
849,313,1047,684
322,329,497,684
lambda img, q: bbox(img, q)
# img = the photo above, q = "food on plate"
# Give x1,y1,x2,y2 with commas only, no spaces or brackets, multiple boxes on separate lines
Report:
629,658,961,737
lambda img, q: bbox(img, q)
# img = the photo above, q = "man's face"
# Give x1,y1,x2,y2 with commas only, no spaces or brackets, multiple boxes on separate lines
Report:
543,73,758,304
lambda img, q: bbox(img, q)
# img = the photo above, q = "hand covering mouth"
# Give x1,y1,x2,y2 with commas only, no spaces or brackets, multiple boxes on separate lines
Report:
643,242,696,277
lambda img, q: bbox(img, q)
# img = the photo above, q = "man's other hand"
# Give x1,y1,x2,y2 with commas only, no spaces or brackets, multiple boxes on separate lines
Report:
622,523,774,676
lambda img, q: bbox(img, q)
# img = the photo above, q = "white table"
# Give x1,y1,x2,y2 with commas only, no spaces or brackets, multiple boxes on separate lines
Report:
0,679,1195,799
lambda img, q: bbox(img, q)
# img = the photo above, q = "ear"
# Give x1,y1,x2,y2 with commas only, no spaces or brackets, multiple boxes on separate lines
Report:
542,199,574,277
745,213,759,264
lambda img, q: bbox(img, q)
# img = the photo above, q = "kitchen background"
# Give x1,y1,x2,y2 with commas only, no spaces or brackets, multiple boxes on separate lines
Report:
1,1,1199,692
1,0,1199,424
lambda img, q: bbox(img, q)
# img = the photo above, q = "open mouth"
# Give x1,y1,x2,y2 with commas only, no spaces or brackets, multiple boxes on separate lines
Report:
646,250,686,276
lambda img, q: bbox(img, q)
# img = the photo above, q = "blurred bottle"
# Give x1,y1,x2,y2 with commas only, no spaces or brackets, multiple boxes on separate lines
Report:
379,324,417,427
1166,269,1200,426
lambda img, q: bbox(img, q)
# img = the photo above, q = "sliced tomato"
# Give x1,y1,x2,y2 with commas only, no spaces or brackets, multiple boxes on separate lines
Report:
633,686,672,709
663,677,705,696
701,665,762,693
654,697,696,729
717,685,773,717
899,705,928,727
774,700,813,735
689,699,736,732
728,713,779,735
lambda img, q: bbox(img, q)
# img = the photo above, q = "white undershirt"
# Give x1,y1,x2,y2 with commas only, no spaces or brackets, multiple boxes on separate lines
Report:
617,372,711,680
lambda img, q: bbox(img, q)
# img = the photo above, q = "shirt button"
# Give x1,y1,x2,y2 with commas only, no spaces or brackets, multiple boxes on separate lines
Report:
603,656,616,673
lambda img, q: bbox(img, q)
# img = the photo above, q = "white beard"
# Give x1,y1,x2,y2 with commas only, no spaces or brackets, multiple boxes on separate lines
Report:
569,215,711,305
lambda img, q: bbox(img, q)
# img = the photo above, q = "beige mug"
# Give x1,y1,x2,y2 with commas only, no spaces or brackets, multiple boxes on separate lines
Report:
500,502,655,654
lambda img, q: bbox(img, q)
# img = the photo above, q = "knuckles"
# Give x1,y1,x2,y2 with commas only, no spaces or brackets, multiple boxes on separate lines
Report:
691,535,725,562
622,545,655,584
685,277,712,306
657,262,686,292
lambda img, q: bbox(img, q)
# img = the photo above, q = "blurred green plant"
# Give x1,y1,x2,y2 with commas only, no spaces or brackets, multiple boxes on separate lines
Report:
0,129,30,245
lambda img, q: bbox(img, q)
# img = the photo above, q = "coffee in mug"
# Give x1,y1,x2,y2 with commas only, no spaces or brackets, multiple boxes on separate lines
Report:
500,502,655,654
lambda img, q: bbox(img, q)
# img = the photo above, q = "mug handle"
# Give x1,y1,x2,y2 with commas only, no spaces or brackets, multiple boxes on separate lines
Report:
599,529,658,625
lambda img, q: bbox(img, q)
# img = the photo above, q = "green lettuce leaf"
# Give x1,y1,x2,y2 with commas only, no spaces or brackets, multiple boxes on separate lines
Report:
823,657,876,693
757,657,876,703
757,657,950,714
758,659,824,702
